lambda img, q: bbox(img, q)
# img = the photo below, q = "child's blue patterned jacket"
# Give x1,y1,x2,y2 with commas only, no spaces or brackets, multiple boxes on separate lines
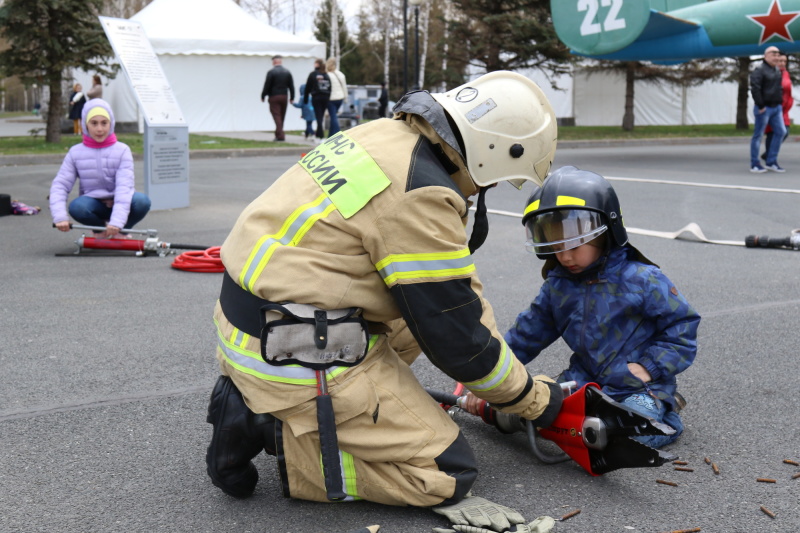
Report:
505,245,700,409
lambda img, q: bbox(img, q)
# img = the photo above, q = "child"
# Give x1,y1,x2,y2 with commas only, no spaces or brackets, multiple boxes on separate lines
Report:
50,99,151,238
292,83,315,139
467,166,699,448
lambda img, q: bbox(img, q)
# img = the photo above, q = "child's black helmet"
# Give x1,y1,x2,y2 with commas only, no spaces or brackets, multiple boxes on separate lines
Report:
521,166,627,259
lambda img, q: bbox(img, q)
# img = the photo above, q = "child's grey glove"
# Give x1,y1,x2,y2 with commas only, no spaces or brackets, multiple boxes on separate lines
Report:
432,516,555,533
432,495,526,532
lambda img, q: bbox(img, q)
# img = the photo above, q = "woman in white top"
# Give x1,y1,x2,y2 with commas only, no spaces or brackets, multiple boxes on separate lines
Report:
325,57,348,136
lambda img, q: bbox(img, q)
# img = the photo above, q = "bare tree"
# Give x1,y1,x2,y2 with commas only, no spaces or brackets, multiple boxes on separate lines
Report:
439,1,451,91
100,0,154,18
418,1,430,89
382,0,392,86
242,0,308,33
735,57,752,130
330,0,340,61
582,59,726,131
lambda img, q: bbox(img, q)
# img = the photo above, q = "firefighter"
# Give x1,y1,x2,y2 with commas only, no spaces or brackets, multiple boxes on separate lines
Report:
205,71,562,529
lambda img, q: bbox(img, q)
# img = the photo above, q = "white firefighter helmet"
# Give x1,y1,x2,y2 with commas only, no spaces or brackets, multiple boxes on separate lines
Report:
431,71,557,188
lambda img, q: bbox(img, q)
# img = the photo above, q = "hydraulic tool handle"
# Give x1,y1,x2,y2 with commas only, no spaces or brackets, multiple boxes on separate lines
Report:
165,242,212,250
426,388,570,463
425,389,523,434
744,235,792,249
427,382,578,434
426,389,460,407
316,373,347,502
53,223,153,236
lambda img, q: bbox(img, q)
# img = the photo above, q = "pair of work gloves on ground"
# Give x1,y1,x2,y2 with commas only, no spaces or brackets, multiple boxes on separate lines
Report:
432,495,554,533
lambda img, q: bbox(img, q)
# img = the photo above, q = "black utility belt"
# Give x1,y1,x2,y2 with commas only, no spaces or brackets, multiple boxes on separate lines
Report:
219,271,369,370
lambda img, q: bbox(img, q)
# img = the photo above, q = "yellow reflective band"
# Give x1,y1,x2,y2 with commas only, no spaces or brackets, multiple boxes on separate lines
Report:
341,451,360,501
556,195,586,206
240,194,336,292
375,249,475,286
317,450,360,502
523,199,540,217
229,327,249,347
299,132,391,219
462,341,514,392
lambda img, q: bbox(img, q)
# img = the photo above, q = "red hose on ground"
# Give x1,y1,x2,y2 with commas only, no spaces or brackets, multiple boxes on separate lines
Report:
171,246,224,273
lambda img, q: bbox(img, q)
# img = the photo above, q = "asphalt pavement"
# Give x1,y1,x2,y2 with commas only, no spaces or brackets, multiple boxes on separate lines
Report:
1,120,799,532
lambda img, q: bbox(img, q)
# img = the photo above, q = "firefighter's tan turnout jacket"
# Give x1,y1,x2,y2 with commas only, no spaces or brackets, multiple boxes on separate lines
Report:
213,91,562,505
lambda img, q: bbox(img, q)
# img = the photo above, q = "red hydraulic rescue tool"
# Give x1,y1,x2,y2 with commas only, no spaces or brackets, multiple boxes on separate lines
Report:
427,382,677,476
54,223,209,257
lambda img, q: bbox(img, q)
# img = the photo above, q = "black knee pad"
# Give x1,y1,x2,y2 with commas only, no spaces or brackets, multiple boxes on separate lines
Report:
434,430,478,505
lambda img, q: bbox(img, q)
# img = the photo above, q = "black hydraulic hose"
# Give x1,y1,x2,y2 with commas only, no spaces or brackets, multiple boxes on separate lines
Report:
166,242,213,250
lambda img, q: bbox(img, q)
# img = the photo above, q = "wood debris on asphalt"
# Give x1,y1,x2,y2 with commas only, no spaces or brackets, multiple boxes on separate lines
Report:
760,505,776,519
558,509,581,521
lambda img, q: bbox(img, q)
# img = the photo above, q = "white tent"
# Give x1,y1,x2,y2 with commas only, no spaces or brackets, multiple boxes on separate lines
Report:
101,0,325,133
521,66,800,128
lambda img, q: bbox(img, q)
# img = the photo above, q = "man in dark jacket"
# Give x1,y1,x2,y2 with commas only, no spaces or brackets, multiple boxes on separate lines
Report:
749,46,786,173
261,55,295,142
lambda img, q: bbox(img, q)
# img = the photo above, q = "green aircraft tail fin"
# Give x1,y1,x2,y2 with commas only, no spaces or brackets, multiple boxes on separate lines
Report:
551,0,653,56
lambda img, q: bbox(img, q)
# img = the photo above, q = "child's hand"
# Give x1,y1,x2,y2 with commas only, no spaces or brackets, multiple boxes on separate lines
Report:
627,363,652,382
104,225,121,238
55,221,71,232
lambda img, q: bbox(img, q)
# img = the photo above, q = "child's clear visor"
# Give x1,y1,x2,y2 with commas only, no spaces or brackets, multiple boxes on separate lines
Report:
524,209,608,254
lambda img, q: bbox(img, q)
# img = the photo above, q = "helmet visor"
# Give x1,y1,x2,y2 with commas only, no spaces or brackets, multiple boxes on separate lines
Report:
525,209,607,254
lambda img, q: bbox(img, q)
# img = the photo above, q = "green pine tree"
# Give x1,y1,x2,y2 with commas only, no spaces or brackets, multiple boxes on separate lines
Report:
0,0,117,142
445,0,572,75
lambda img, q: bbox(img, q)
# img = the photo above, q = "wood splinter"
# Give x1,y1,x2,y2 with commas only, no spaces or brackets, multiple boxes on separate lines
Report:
791,472,800,480
559,509,581,521
674,467,694,472
662,528,702,533
760,505,776,519
783,459,799,466
711,463,720,475
704,457,711,464
757,478,777,483
656,479,678,487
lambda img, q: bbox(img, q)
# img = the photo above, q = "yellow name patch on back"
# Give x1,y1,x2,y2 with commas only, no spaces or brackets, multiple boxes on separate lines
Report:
299,132,391,219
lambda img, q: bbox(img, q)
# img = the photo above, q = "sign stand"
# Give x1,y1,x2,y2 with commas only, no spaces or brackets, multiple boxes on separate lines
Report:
100,16,189,210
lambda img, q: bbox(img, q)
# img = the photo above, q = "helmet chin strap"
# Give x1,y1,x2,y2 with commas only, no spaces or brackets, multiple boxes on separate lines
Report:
468,187,489,254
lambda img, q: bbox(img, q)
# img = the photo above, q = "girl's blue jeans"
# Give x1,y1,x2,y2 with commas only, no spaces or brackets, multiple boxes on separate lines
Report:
68,193,151,229
620,393,683,449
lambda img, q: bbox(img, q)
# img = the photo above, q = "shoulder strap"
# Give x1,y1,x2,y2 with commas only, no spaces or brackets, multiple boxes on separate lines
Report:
334,71,346,93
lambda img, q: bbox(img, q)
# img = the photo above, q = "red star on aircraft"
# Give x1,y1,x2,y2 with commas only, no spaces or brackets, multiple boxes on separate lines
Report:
747,0,800,44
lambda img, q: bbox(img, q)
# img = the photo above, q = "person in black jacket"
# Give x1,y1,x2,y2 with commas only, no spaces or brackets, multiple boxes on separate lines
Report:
261,55,295,142
303,58,331,143
378,81,389,118
749,46,787,173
